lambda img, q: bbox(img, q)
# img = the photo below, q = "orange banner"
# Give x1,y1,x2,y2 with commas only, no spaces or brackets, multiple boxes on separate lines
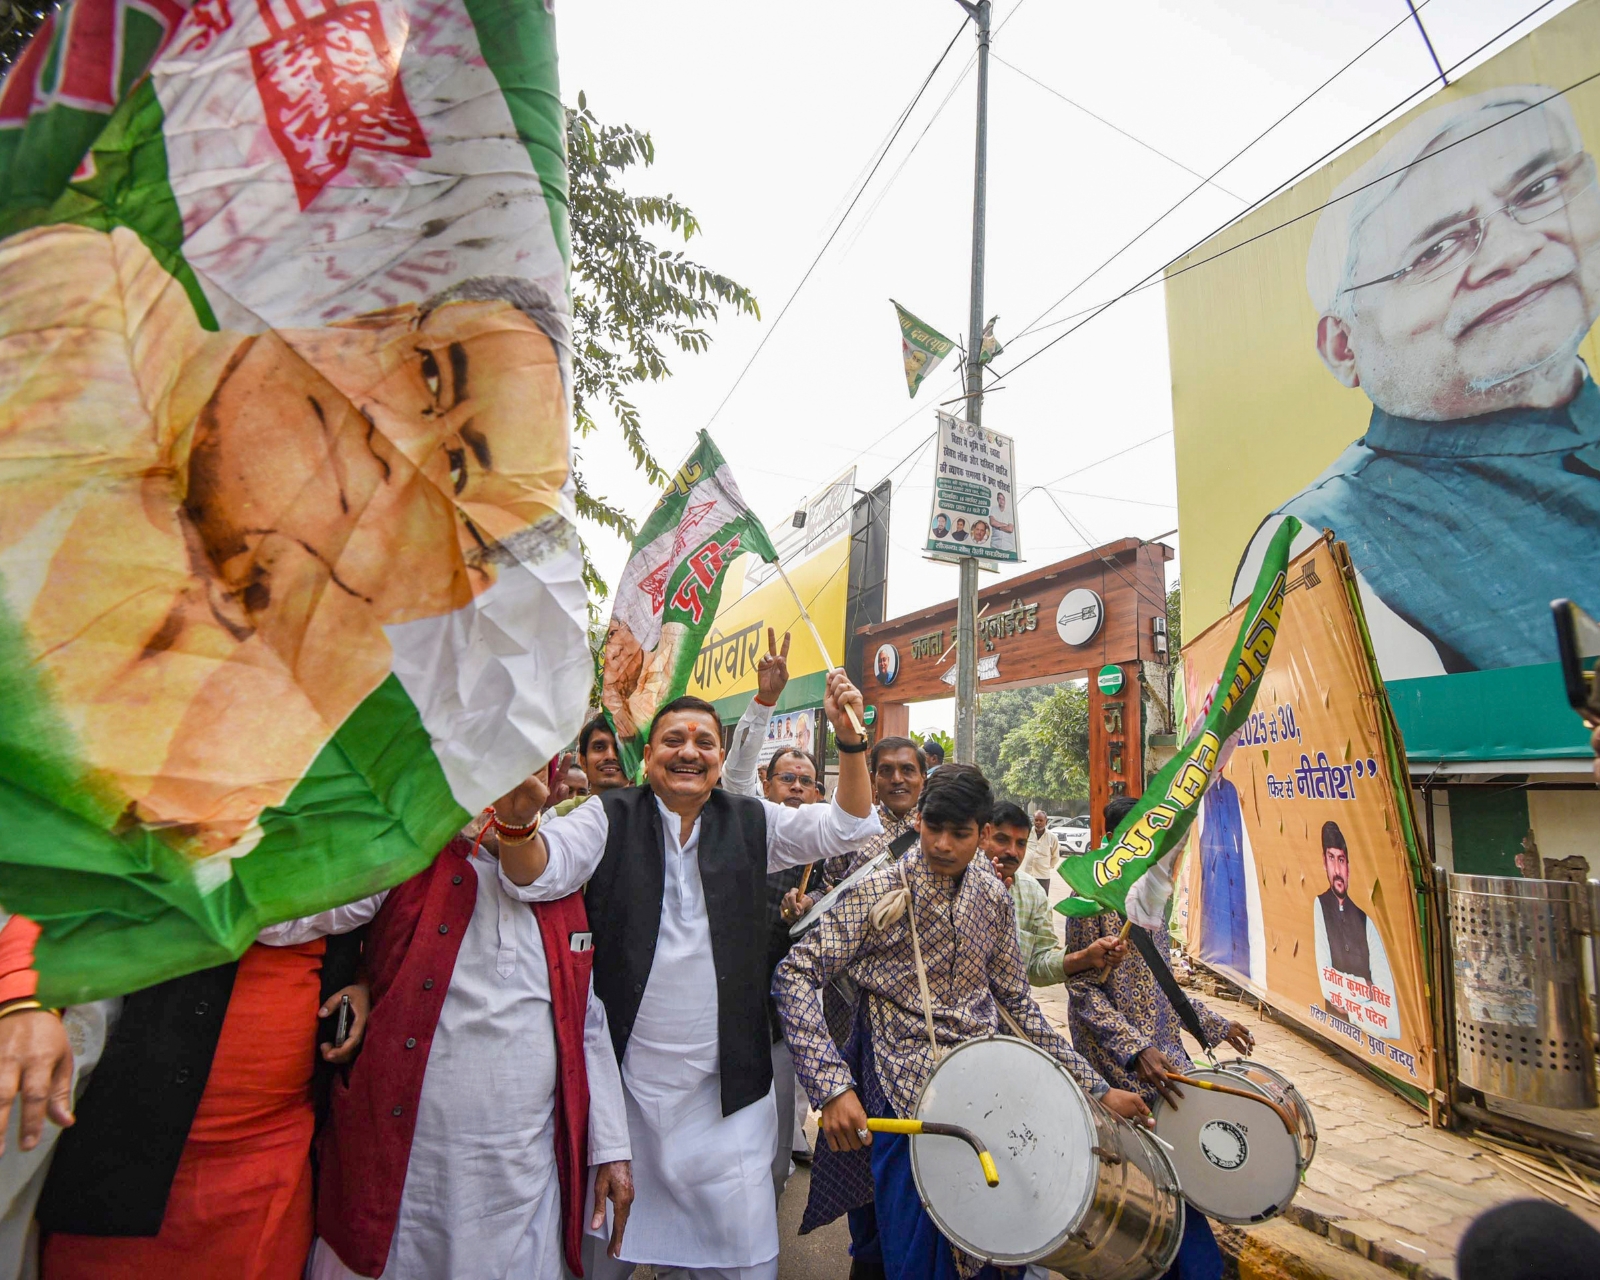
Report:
1181,537,1435,1099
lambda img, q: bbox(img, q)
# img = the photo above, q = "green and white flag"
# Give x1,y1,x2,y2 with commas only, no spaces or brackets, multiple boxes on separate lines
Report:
893,300,954,398
0,0,590,1003
1058,517,1301,918
977,315,1004,366
602,431,779,780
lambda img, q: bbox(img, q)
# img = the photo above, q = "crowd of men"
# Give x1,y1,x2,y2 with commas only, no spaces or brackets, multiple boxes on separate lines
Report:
0,633,1256,1280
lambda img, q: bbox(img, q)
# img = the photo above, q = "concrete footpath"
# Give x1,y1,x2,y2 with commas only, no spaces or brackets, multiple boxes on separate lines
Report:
1048,979,1600,1280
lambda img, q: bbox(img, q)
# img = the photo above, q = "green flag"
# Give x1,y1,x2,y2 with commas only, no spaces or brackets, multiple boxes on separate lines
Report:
893,300,954,398
1057,517,1302,918
0,0,588,1005
977,315,1004,366
601,431,780,779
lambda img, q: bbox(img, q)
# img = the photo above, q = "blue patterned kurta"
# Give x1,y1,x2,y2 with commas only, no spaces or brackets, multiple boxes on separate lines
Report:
1062,910,1232,1104
777,849,1108,1279
823,802,917,888
775,848,1107,1121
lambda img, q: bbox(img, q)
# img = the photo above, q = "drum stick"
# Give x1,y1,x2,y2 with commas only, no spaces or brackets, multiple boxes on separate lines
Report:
1165,1074,1298,1137
797,863,814,896
775,563,867,738
867,1119,1000,1187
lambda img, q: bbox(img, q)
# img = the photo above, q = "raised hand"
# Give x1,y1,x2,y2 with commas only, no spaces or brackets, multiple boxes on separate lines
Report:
757,628,791,706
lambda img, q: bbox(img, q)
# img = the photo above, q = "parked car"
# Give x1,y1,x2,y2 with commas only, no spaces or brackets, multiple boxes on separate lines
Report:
1048,815,1092,854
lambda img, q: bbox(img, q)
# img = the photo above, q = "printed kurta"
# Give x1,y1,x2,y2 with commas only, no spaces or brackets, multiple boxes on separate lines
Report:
774,848,1107,1122
1063,910,1232,1102
824,803,915,888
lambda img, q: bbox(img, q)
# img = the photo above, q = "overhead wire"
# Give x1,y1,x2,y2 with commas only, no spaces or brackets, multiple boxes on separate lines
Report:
1006,0,1446,347
702,17,971,430
991,53,1245,202
994,0,1563,383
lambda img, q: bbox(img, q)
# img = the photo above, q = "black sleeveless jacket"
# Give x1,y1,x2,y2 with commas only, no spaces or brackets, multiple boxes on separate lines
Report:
588,786,772,1116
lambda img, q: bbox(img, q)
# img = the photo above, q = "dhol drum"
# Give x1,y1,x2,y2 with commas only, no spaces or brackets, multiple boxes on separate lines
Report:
1153,1057,1317,1224
908,1036,1185,1280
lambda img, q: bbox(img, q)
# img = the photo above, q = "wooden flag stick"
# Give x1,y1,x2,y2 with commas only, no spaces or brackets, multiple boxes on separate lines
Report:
774,562,867,739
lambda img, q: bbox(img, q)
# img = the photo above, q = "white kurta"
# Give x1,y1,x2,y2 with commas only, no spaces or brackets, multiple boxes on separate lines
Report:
519,793,880,1271
308,846,629,1280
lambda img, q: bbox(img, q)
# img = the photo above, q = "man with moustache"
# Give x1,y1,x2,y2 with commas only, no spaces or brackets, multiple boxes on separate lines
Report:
551,717,631,816
496,674,879,1280
1314,821,1401,1040
1236,87,1600,675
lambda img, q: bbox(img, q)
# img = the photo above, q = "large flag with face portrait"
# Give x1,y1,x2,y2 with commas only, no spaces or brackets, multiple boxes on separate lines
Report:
0,0,591,1003
602,431,779,780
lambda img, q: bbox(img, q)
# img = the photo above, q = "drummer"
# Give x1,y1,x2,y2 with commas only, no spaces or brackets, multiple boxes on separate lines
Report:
798,734,930,1277
1063,795,1257,1280
774,766,1153,1280
984,800,1125,987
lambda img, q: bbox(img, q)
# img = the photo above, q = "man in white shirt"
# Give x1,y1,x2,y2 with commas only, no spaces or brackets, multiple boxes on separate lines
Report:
500,671,881,1280
1019,810,1059,894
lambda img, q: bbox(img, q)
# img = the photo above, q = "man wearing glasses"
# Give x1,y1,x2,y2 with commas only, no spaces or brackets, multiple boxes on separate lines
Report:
1234,86,1600,675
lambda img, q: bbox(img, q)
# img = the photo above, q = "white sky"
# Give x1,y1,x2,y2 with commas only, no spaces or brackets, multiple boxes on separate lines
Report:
556,0,1573,732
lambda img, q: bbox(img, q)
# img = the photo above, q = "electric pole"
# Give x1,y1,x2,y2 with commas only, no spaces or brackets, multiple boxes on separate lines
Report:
953,0,989,764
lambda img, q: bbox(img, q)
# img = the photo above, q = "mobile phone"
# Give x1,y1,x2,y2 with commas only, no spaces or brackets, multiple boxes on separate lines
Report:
334,994,352,1048
1552,599,1600,720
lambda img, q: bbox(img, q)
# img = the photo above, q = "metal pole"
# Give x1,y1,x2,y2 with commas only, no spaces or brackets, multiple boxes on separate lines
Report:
954,0,990,765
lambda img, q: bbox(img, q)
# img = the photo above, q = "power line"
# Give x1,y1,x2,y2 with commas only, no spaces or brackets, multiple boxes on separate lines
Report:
702,18,971,430
1007,0,1443,347
994,0,1562,382
992,54,1245,202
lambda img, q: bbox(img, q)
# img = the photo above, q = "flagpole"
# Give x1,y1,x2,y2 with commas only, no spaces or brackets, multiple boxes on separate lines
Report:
952,0,990,765
774,562,868,738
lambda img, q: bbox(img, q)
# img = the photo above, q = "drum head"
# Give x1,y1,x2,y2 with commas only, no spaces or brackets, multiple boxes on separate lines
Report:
909,1037,1097,1265
1153,1068,1300,1223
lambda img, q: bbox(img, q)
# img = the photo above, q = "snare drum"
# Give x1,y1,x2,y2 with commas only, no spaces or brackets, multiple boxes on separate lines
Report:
1152,1057,1317,1224
909,1036,1185,1280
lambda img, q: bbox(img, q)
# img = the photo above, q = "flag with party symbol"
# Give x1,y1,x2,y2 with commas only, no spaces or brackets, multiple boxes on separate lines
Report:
893,299,954,398
0,0,590,1004
1058,517,1301,918
602,431,780,779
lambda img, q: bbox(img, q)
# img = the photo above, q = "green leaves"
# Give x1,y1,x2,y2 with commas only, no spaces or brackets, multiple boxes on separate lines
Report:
972,684,1091,810
566,99,759,600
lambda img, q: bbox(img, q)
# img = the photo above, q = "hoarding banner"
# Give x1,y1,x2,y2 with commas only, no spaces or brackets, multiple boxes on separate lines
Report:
1058,516,1300,917
1165,3,1600,764
0,0,587,1004
687,528,850,720
893,300,954,398
1181,536,1436,1098
925,412,1019,562
602,432,780,779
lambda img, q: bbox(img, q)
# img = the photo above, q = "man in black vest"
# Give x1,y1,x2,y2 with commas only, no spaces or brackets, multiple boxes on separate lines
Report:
500,670,880,1280
1314,820,1401,1040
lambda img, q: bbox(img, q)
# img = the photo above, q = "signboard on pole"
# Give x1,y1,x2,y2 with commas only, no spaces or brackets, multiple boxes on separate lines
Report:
1180,536,1436,1102
925,412,1019,562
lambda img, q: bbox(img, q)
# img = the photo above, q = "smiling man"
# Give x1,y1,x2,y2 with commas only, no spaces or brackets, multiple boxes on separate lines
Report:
495,673,880,1280
1235,86,1600,675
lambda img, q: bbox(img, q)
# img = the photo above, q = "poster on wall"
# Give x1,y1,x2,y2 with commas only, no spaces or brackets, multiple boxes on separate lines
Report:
925,412,1019,562
1181,537,1436,1099
1166,1,1600,764
762,709,821,767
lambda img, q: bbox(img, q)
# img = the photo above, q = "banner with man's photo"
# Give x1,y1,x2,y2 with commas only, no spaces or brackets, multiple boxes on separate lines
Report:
1166,0,1600,769
1181,537,1437,1100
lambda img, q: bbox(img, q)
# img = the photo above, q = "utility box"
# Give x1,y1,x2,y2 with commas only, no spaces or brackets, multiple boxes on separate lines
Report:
1449,873,1597,1110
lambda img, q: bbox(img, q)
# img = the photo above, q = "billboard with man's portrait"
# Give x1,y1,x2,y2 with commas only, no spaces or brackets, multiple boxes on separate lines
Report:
1168,1,1600,763
1181,538,1436,1100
